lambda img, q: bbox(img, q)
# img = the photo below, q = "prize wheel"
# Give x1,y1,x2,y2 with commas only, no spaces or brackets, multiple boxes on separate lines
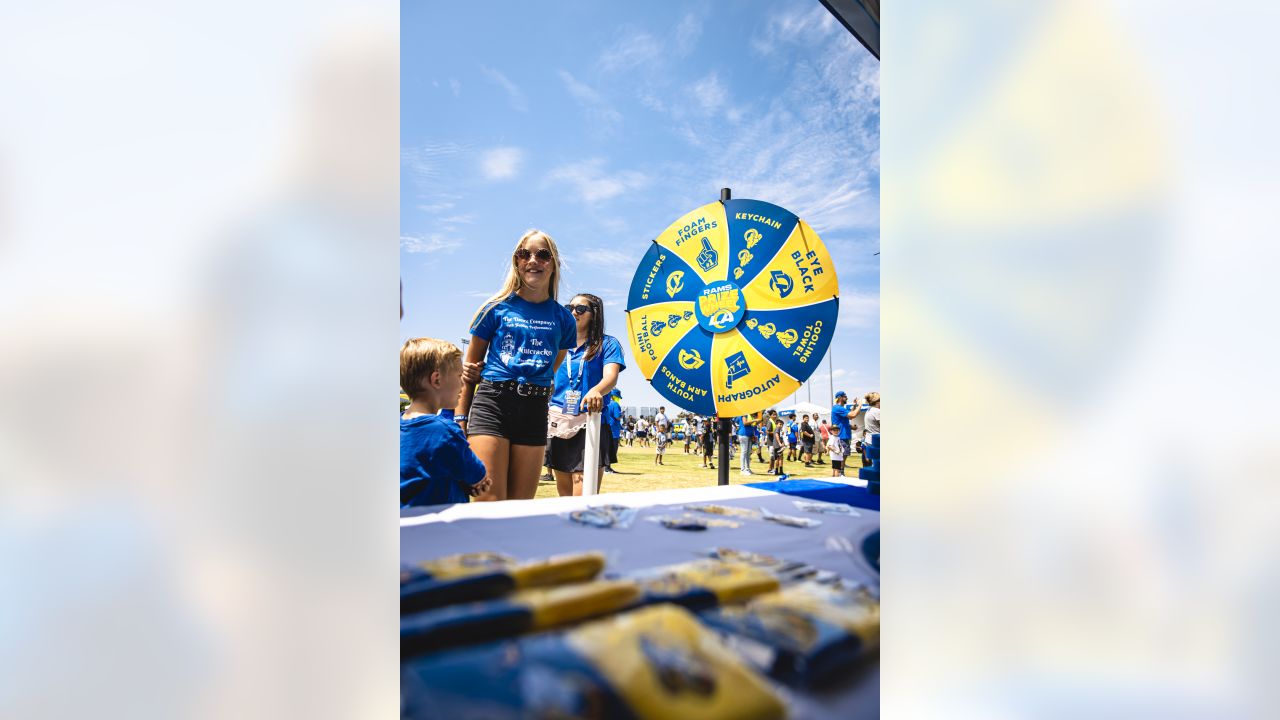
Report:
625,198,839,417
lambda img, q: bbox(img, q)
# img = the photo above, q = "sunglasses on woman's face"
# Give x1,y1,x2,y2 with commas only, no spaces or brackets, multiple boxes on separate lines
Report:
565,303,593,315
514,247,554,263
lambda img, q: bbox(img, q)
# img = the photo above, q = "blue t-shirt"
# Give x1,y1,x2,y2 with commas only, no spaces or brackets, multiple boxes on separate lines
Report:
787,421,798,443
550,334,627,414
604,401,623,439
400,414,487,507
831,403,853,440
470,294,577,386
736,416,757,438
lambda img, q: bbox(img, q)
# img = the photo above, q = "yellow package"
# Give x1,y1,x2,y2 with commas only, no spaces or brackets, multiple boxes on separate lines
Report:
517,579,642,630
417,551,605,588
753,582,880,649
565,604,786,720
634,560,780,609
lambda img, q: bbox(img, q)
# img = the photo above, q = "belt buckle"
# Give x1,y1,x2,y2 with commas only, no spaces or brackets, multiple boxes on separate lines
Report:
516,383,532,397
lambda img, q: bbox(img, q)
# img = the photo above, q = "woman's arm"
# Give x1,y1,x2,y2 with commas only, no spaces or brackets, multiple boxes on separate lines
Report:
582,362,621,413
455,337,489,428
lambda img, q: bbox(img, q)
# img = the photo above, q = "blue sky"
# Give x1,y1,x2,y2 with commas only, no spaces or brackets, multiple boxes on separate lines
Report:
401,0,879,411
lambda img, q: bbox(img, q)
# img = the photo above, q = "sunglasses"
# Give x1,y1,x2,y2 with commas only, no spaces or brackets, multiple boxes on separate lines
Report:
565,303,593,315
514,247,554,263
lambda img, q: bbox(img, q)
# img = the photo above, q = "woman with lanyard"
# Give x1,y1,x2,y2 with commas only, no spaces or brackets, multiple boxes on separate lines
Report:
546,293,625,496
457,230,577,501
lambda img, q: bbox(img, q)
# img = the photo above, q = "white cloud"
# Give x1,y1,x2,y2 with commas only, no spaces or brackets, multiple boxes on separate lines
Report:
689,72,728,115
480,65,527,112
449,78,461,97
480,146,523,180
558,70,622,133
751,5,839,55
546,158,650,204
401,143,465,184
674,14,703,56
438,214,475,225
837,292,880,329
599,30,661,74
401,234,461,254
578,248,636,266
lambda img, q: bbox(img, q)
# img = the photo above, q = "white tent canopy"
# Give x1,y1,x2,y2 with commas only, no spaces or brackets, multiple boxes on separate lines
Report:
771,401,829,418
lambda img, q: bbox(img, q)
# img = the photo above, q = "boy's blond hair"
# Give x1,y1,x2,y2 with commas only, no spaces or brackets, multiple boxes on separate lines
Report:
865,391,880,406
401,337,462,400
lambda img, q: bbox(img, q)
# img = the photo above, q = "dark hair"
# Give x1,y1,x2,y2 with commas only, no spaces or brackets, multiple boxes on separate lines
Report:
573,293,606,360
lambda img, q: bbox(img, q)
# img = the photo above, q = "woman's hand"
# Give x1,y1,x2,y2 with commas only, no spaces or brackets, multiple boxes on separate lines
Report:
461,360,484,384
583,388,604,413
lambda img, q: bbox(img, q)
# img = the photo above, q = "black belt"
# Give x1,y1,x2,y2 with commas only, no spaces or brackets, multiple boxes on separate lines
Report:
482,380,552,398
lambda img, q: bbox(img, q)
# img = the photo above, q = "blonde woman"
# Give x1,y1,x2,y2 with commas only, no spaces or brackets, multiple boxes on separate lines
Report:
456,230,576,500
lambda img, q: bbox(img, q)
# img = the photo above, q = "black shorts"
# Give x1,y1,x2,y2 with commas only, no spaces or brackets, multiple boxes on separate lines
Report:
802,442,814,454
548,422,612,473
466,381,550,446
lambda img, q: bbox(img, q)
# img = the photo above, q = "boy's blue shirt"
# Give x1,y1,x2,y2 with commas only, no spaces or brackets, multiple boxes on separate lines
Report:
550,334,626,414
831,403,853,440
735,416,757,438
400,414,487,507
604,401,623,438
469,294,576,386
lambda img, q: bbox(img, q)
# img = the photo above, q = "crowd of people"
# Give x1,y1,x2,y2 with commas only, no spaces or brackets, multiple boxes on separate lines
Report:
399,228,880,508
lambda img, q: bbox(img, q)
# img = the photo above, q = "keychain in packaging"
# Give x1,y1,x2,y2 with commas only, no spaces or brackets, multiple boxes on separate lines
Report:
567,504,639,529
792,499,860,516
683,503,762,520
760,507,822,529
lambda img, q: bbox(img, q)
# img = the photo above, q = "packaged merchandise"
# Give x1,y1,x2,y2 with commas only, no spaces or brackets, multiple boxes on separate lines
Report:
401,604,786,720
700,581,880,687
566,504,639,529
401,551,605,614
401,579,641,657
683,503,763,520
760,507,823,529
792,499,860,516
628,560,780,611
647,514,742,531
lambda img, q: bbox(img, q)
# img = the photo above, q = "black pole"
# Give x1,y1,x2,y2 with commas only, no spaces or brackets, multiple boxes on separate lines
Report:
717,187,732,486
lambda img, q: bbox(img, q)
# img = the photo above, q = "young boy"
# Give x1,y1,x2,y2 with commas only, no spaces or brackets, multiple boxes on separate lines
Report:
654,427,669,465
400,338,492,507
828,436,845,478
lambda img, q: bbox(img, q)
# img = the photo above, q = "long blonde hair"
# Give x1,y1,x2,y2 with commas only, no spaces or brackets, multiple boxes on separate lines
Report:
471,229,564,326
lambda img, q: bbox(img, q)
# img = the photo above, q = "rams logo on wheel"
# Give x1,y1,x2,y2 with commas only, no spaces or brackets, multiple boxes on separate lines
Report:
665,270,685,298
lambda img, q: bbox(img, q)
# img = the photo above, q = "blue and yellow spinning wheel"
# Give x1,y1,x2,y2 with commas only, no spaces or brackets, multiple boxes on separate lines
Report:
625,198,839,416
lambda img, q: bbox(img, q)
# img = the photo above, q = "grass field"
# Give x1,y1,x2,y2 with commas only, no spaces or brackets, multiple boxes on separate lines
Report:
532,441,864,499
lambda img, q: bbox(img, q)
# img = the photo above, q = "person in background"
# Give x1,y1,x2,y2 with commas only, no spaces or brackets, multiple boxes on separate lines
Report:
830,391,856,460
701,416,716,469
816,418,829,465
800,414,815,468
635,415,649,447
653,424,669,465
457,230,576,501
736,414,756,475
786,413,799,461
547,293,625,496
683,415,695,455
862,391,880,462
763,409,783,476
654,406,669,435
828,433,845,478
603,389,623,474
400,338,492,507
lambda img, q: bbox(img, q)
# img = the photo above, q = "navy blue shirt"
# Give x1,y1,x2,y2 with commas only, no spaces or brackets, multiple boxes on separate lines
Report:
470,294,576,386
550,334,627,414
400,414,487,507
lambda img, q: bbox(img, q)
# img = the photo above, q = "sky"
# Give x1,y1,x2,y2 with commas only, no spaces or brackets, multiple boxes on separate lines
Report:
401,0,879,412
